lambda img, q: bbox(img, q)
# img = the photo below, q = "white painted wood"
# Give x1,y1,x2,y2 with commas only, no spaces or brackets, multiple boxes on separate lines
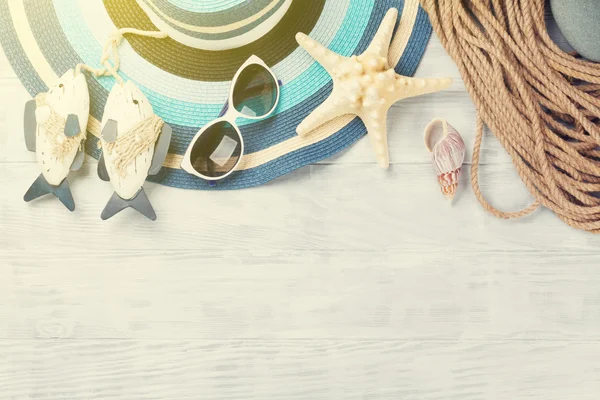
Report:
2,78,505,167
1,250,600,340
2,161,593,253
0,44,508,167
101,80,156,200
34,69,89,186
2,11,600,400
1,339,600,400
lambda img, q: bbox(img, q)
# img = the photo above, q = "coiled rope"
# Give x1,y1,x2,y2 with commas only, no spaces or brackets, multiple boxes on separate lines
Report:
421,0,600,232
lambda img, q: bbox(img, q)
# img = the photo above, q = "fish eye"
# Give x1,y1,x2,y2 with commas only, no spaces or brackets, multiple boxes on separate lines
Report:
59,84,64,88
133,100,139,105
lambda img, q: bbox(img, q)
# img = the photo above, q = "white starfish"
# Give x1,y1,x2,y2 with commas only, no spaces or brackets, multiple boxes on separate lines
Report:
296,8,453,169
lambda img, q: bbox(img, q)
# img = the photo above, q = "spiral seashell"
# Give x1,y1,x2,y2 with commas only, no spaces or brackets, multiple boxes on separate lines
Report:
424,118,466,201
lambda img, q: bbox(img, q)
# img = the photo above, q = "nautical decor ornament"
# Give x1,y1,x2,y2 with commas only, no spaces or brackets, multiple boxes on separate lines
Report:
23,69,90,211
22,26,171,218
295,8,453,169
98,81,172,221
83,28,172,221
4,0,434,190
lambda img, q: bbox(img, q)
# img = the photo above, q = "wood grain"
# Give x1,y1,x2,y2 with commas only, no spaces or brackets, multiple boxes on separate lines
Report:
0,40,510,167
1,339,599,400
1,161,594,254
2,251,600,340
1,10,600,400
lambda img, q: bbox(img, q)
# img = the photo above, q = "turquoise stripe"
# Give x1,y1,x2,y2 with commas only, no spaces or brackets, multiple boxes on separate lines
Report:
151,0,436,191
54,0,219,126
53,0,373,127
152,0,288,40
142,0,287,33
2,0,434,191
167,0,246,13
274,0,374,116
150,0,274,27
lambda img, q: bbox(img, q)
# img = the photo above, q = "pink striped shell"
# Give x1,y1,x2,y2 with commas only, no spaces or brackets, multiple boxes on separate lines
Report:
424,119,466,200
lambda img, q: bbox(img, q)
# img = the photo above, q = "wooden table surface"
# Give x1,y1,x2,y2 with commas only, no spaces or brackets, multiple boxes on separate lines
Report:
1,14,599,400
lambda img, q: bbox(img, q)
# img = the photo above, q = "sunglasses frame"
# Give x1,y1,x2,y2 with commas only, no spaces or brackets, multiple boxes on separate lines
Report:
181,55,280,181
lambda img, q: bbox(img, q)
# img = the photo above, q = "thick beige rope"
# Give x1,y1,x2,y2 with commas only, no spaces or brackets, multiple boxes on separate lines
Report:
103,114,164,177
35,94,84,160
421,0,600,233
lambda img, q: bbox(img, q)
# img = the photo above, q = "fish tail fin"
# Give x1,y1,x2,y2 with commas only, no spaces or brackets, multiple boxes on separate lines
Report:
101,188,156,221
24,175,75,211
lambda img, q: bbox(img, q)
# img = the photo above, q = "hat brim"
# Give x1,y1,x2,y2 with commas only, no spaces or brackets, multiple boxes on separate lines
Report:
0,0,432,190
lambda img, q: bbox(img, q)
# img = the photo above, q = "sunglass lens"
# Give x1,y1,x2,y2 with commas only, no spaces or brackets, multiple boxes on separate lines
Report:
232,64,278,118
190,121,242,179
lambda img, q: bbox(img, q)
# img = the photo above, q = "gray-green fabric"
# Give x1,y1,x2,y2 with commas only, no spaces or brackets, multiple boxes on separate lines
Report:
139,0,288,40
146,0,275,27
105,0,325,81
550,0,600,62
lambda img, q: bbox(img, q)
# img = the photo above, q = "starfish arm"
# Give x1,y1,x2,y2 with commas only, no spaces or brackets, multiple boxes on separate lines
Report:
365,8,398,59
296,33,344,74
360,112,390,169
393,76,453,101
296,89,351,136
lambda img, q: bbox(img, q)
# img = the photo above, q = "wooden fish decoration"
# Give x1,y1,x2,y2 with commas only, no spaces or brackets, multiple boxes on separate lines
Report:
23,69,90,211
98,81,172,221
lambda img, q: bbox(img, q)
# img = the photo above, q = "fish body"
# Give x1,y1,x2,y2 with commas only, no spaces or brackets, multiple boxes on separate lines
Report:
101,81,155,200
36,69,89,185
23,69,89,210
99,81,172,220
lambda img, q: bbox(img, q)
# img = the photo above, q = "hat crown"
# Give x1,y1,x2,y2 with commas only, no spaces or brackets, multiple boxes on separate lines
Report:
136,0,293,50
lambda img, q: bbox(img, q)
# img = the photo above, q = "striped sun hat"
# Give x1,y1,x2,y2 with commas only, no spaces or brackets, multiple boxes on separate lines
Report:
1,0,432,190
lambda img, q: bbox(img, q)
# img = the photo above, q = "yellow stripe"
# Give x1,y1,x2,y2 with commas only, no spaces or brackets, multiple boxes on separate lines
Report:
11,0,420,171
140,0,283,34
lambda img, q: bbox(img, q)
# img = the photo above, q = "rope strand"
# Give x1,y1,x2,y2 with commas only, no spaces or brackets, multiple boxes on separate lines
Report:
103,115,164,177
422,0,600,233
75,28,168,83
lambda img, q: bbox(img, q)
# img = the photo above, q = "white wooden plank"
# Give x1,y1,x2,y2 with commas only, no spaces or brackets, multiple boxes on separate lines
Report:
100,81,157,200
0,35,513,166
413,34,463,83
0,339,599,399
0,13,577,168
0,161,594,253
0,79,510,166
1,11,598,400
0,78,31,163
1,250,600,340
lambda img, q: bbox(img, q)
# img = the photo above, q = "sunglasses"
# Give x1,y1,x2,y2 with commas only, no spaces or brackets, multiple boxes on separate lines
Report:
181,55,280,181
